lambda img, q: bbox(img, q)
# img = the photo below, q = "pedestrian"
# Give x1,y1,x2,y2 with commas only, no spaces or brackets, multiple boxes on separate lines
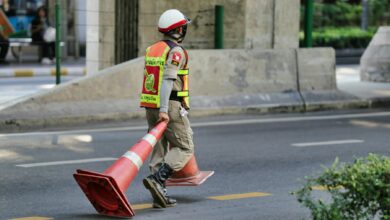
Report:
140,9,193,209
30,6,55,65
0,23,9,64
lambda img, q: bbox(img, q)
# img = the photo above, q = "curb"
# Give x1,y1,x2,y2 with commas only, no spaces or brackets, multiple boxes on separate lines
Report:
0,98,386,133
0,67,86,77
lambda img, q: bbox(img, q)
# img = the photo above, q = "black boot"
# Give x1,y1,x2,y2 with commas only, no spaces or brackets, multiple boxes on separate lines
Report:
143,164,176,208
152,186,177,208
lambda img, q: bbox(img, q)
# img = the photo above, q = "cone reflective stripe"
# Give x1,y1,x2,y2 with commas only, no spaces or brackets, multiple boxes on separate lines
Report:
73,122,167,218
166,154,214,186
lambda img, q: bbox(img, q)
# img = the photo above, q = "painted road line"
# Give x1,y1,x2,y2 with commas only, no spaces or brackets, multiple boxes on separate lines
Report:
132,192,272,210
0,125,148,138
15,157,117,168
292,139,364,147
208,192,272,201
9,217,53,220
2,111,390,137
132,203,153,210
312,185,344,191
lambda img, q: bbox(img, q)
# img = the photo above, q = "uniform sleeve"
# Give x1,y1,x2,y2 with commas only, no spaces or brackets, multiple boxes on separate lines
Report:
163,46,186,80
159,79,174,113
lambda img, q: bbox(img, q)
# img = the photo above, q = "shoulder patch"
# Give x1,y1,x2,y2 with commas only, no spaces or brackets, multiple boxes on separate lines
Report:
171,52,182,66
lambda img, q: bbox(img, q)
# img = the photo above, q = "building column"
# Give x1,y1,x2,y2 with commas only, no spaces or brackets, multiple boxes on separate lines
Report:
86,0,115,74
244,0,300,49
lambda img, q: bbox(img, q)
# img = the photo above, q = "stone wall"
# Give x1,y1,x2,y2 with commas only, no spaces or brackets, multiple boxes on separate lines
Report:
138,0,246,55
86,0,301,70
0,48,340,131
138,0,300,55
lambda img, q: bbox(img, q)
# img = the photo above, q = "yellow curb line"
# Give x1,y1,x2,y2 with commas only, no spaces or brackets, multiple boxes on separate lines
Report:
50,68,68,76
1,68,86,77
14,70,34,77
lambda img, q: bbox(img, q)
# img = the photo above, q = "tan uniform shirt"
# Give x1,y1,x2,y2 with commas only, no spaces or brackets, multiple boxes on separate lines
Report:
163,44,187,92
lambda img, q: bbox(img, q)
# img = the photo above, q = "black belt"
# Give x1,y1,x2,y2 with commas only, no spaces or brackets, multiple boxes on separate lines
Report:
169,91,183,102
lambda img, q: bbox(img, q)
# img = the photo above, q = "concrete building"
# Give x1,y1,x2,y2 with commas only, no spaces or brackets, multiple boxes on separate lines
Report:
86,0,300,73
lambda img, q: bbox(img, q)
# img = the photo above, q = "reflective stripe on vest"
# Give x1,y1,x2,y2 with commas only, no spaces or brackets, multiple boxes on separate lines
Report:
177,69,189,107
140,41,190,109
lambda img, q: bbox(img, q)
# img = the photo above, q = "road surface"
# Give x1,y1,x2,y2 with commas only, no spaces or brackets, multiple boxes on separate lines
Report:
1,109,390,219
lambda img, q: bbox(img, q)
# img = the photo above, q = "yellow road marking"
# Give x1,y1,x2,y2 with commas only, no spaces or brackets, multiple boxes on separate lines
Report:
131,192,272,210
132,203,153,210
15,70,33,77
312,185,343,191
9,192,272,217
9,217,53,220
208,192,271,201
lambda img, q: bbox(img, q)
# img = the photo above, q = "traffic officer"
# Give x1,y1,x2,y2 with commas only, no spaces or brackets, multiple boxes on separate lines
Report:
140,9,193,209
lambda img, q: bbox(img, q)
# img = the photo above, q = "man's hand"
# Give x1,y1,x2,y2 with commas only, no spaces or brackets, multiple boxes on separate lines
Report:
158,112,169,123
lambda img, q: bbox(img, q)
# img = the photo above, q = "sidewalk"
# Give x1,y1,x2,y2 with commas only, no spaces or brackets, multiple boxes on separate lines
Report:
0,76,80,107
336,64,390,105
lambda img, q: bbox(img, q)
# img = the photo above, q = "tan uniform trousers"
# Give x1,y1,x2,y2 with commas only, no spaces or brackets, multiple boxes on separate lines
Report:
146,100,194,173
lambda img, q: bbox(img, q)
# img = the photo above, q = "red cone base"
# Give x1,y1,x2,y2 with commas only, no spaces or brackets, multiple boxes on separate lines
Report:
166,155,214,186
74,169,134,218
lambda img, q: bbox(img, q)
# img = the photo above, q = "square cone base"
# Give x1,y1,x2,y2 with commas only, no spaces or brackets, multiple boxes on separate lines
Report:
166,171,214,186
73,169,134,218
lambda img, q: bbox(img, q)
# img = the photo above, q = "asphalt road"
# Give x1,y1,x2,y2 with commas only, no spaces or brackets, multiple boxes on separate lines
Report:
1,109,390,220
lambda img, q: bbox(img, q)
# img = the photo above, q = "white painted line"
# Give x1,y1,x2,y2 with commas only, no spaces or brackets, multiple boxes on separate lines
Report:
0,125,148,138
1,111,390,138
15,157,117,168
292,139,364,147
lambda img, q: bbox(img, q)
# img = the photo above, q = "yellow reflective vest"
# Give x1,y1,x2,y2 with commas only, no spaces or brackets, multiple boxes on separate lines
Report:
140,40,190,109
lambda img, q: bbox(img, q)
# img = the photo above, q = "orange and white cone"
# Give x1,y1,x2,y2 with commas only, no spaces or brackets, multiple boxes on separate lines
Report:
73,122,167,218
166,154,214,186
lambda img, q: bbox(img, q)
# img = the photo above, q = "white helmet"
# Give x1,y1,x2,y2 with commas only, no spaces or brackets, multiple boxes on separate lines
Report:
158,9,191,40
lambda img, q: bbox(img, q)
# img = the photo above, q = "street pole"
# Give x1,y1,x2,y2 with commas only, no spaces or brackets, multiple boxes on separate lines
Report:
55,0,61,85
215,5,224,49
361,0,368,31
304,0,314,47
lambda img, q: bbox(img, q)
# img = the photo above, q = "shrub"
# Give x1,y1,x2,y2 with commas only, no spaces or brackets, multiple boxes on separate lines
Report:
300,0,390,29
299,26,375,48
300,1,362,28
293,154,390,220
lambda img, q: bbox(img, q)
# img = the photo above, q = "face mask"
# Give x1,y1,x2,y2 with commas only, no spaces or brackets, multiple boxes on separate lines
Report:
174,25,188,43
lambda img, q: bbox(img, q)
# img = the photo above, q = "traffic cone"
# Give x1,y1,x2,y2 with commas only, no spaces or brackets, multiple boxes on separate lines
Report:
166,154,214,186
73,121,167,218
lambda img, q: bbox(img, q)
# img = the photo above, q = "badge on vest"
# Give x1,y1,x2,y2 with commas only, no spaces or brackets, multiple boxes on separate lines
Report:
142,67,160,95
171,52,182,66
